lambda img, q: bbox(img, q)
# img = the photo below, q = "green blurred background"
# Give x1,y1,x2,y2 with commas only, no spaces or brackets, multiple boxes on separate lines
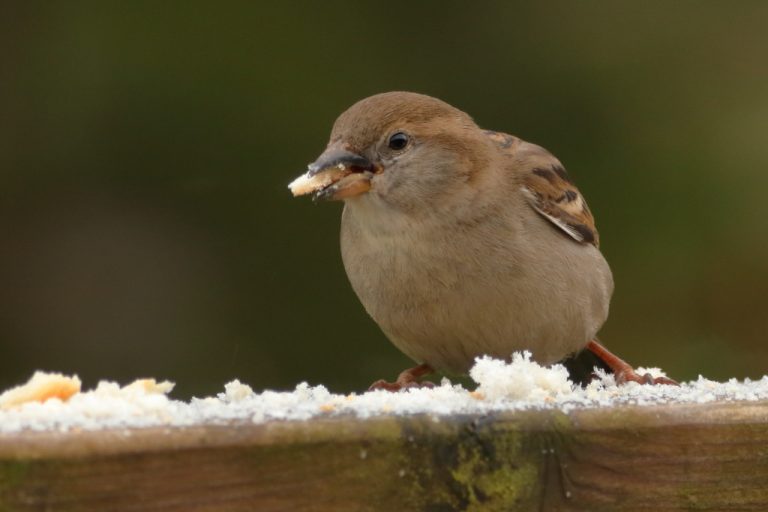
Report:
1,2,767,398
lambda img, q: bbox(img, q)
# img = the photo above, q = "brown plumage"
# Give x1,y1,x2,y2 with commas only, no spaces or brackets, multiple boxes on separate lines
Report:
291,92,676,389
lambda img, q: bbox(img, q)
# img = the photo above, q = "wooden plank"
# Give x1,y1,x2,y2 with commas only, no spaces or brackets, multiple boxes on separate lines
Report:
1,400,767,511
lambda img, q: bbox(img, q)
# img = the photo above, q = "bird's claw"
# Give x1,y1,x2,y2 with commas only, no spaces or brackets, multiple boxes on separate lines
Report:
367,363,435,392
615,370,678,386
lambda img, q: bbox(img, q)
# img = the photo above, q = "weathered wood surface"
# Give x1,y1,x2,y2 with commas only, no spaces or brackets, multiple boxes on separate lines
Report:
1,400,768,511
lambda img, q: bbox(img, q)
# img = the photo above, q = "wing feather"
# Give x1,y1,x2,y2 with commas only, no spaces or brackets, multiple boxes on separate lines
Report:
485,130,600,247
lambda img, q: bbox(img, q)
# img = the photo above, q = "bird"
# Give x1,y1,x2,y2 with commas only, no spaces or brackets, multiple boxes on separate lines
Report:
289,91,676,391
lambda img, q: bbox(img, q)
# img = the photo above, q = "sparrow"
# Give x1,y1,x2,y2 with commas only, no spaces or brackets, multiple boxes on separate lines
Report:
290,92,676,390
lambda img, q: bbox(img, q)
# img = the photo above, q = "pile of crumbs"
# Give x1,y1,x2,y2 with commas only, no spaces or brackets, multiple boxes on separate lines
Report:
1,352,767,433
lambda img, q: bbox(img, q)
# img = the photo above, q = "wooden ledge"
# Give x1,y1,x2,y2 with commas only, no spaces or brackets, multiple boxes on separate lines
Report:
1,400,768,511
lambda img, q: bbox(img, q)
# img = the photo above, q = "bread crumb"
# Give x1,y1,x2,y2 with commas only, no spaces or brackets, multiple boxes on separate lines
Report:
222,380,254,402
123,379,175,395
288,168,347,197
1,353,766,433
0,372,81,409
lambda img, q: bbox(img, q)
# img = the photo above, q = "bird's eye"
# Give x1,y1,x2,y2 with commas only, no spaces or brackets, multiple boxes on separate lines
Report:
388,132,410,151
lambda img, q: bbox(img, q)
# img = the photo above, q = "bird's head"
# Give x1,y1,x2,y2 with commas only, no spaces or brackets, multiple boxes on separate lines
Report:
290,92,494,214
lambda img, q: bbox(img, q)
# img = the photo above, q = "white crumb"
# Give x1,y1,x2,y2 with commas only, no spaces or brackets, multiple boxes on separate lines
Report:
1,352,768,433
470,352,573,401
287,172,323,196
222,380,254,402
288,169,342,197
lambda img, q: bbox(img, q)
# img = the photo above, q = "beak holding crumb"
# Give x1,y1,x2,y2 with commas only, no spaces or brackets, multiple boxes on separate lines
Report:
313,172,372,201
288,166,348,198
289,147,375,201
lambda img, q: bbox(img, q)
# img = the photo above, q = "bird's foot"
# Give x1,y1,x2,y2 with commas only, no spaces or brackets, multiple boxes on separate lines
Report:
614,368,678,386
368,363,435,392
587,339,679,386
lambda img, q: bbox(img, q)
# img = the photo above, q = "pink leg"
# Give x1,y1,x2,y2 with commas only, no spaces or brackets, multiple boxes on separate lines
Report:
587,340,678,386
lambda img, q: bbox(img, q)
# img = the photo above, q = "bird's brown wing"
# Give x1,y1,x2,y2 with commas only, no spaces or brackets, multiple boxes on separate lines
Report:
485,130,600,247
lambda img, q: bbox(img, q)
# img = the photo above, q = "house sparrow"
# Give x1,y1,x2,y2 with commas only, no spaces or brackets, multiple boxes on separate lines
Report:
290,92,676,390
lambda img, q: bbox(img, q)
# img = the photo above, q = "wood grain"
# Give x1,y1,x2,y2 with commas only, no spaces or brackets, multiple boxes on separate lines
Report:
2,400,768,511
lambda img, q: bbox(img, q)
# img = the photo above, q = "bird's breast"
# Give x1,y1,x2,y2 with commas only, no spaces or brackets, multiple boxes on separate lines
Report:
339,200,525,347
339,197,613,374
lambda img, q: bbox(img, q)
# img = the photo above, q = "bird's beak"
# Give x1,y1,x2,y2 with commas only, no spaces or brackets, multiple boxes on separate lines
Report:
289,146,376,201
